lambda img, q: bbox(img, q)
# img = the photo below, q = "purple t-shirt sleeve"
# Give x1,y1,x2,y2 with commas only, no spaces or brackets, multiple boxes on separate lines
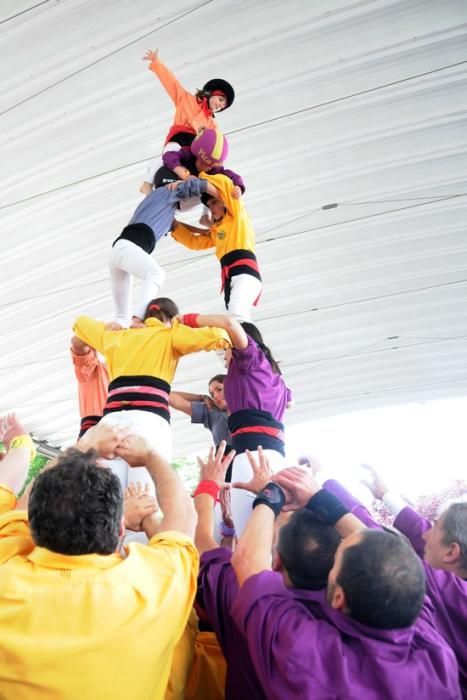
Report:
232,336,260,374
197,548,239,652
323,480,383,531
394,506,431,558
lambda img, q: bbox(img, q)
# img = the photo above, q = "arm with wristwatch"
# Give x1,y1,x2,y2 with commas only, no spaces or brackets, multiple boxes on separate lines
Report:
231,454,364,587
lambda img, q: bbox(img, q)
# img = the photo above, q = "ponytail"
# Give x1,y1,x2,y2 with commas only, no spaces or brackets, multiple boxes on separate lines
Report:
240,322,281,375
144,297,179,324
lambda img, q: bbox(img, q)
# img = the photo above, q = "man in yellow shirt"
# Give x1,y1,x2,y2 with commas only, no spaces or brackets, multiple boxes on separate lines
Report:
171,173,262,322
0,423,199,700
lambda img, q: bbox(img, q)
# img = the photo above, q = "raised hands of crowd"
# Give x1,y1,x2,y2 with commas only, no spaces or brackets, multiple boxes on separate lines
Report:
273,466,322,511
233,446,274,494
196,440,235,488
360,463,390,501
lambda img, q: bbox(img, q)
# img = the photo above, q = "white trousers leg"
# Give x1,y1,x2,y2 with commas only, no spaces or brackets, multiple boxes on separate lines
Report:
109,239,165,326
230,449,286,536
227,273,263,322
99,410,172,496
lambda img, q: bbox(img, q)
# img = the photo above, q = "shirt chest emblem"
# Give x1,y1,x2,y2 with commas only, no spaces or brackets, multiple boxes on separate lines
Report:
217,230,227,240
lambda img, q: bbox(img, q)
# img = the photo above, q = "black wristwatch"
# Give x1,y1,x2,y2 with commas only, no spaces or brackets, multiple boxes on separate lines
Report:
253,482,286,517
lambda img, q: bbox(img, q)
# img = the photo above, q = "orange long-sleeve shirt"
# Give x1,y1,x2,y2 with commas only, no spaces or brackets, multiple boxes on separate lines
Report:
149,56,218,137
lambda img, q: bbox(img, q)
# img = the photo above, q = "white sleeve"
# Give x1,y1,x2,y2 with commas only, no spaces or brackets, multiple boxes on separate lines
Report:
382,491,408,517
144,156,162,183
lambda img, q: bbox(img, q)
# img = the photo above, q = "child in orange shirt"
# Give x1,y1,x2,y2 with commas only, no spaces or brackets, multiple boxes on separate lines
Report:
140,49,235,194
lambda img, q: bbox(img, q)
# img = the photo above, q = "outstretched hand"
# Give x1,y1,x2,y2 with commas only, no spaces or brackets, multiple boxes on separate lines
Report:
360,463,389,501
232,446,273,494
143,49,158,62
273,466,321,511
197,440,235,486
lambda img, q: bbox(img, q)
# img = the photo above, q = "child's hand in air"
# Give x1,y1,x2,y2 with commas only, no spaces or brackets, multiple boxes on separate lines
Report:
231,186,242,199
143,49,158,62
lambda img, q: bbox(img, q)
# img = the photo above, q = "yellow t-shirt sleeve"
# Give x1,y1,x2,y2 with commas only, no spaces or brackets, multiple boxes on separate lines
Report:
171,322,231,356
0,503,34,564
73,316,106,353
201,172,242,217
172,224,216,250
0,485,16,514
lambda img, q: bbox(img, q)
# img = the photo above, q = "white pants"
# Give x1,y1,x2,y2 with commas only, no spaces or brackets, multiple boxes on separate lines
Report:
230,449,286,536
227,273,263,323
100,410,172,495
109,239,165,326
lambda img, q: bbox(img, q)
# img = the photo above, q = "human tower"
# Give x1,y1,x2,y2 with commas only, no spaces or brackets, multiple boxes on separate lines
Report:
71,49,291,535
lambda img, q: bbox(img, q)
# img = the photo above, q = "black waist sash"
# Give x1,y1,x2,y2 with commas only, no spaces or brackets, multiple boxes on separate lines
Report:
220,249,262,306
103,375,171,423
112,223,156,254
228,408,285,456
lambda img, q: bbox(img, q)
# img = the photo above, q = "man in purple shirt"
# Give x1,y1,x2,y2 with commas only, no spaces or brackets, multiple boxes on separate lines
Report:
226,462,461,699
322,468,467,697
193,445,340,700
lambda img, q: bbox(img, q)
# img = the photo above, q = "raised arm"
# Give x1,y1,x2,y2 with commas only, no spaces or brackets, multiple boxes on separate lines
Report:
0,414,35,497
194,442,235,554
143,49,188,106
273,466,365,540
116,435,196,539
362,463,428,556
178,312,248,350
231,447,278,586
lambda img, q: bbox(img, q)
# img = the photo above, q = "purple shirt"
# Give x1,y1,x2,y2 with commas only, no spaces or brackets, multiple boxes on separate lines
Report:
230,569,461,700
224,337,291,420
162,149,246,192
198,548,266,700
324,480,467,697
395,507,467,697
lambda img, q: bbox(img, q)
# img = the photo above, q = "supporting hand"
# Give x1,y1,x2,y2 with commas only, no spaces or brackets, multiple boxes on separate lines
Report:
273,465,321,511
78,423,127,459
232,446,273,494
124,482,159,531
197,440,235,486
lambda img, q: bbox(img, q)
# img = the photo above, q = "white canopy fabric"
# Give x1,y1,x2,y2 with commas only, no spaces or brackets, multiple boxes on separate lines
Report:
1,0,466,456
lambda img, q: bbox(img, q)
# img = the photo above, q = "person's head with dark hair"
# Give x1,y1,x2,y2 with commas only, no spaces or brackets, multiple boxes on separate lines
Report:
28,448,124,555
240,322,281,375
327,529,425,629
274,509,341,590
200,192,226,223
208,373,227,411
423,500,467,576
143,297,179,325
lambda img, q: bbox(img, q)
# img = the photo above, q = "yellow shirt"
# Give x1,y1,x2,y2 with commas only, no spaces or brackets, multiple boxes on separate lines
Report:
172,173,256,262
73,316,231,383
0,486,199,700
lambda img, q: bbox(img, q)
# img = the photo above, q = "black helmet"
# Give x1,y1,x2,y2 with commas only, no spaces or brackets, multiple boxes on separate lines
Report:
202,78,235,110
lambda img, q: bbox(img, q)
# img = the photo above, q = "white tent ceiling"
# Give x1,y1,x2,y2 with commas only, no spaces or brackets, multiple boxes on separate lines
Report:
1,0,466,456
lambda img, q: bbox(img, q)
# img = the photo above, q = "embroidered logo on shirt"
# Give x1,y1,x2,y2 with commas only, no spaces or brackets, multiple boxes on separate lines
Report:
217,230,227,240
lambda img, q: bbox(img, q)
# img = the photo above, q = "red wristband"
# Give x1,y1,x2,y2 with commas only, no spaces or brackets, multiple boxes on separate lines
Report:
194,479,220,500
182,313,200,328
